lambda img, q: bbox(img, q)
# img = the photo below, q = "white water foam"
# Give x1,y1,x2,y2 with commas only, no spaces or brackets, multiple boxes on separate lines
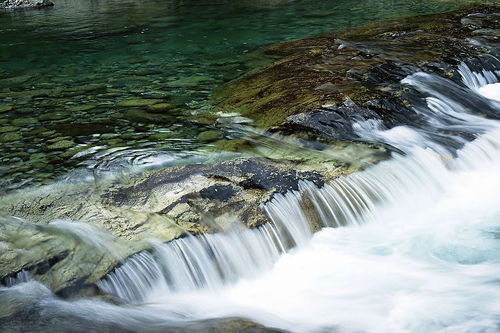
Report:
91,59,500,332
477,83,500,102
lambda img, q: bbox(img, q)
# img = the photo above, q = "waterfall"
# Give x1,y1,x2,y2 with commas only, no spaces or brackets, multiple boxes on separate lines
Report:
1,270,31,287
96,57,500,307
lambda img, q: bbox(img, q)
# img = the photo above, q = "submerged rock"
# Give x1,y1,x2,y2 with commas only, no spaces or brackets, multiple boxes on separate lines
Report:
45,139,75,151
0,132,22,143
117,98,165,107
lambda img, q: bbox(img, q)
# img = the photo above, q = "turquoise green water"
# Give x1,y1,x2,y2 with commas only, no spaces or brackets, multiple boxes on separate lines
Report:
0,0,463,190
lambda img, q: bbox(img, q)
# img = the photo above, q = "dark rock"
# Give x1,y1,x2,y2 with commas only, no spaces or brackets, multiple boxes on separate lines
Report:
200,185,237,201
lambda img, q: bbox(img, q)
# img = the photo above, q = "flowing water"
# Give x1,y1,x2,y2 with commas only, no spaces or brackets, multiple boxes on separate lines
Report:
2,53,500,333
2,1,500,333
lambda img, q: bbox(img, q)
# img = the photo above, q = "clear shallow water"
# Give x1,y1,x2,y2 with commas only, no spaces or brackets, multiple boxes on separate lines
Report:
0,0,464,189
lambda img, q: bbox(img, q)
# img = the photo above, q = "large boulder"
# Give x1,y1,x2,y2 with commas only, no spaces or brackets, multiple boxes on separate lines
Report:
210,5,500,139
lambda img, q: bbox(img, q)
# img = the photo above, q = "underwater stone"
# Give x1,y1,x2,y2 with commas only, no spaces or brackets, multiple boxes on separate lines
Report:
0,132,22,143
0,105,13,113
0,126,19,133
117,99,164,107
124,109,172,124
67,104,98,112
45,140,75,151
167,75,212,88
197,130,223,143
38,112,71,121
147,103,175,113
11,117,38,127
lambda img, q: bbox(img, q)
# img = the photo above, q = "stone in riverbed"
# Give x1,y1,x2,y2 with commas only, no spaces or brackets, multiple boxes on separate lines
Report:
117,98,164,107
47,136,71,143
197,130,223,143
0,126,19,133
11,117,38,127
58,145,89,158
147,103,175,113
62,84,106,96
0,132,22,143
0,105,13,113
148,132,183,141
168,75,211,88
124,109,173,124
38,112,70,121
45,140,75,151
67,104,98,112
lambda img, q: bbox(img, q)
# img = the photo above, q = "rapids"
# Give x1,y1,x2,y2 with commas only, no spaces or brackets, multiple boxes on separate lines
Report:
1,57,500,333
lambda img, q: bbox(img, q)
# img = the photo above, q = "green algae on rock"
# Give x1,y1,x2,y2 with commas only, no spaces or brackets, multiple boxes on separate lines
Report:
211,5,500,135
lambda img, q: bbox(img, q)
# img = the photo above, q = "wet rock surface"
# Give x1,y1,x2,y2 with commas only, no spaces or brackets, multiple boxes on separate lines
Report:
212,5,500,145
0,305,287,333
0,135,386,295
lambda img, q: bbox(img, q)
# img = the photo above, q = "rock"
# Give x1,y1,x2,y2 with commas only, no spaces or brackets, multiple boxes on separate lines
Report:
62,84,106,96
147,103,175,113
0,0,53,9
168,75,211,88
0,132,22,143
11,117,38,127
0,140,381,294
67,104,98,112
54,121,115,136
0,126,19,133
58,145,89,159
211,6,500,141
1,307,288,333
0,105,12,113
197,130,223,143
38,112,70,121
123,109,173,124
45,140,75,151
0,74,37,86
47,136,71,143
148,132,183,141
117,99,164,107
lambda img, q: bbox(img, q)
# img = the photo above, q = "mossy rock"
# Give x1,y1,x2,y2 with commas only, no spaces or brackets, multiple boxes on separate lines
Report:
147,103,176,113
0,104,13,113
45,139,75,151
211,5,500,134
117,98,164,107
0,132,22,143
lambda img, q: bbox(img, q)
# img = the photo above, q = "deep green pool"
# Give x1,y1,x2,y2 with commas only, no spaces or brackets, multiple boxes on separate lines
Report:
0,0,464,190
